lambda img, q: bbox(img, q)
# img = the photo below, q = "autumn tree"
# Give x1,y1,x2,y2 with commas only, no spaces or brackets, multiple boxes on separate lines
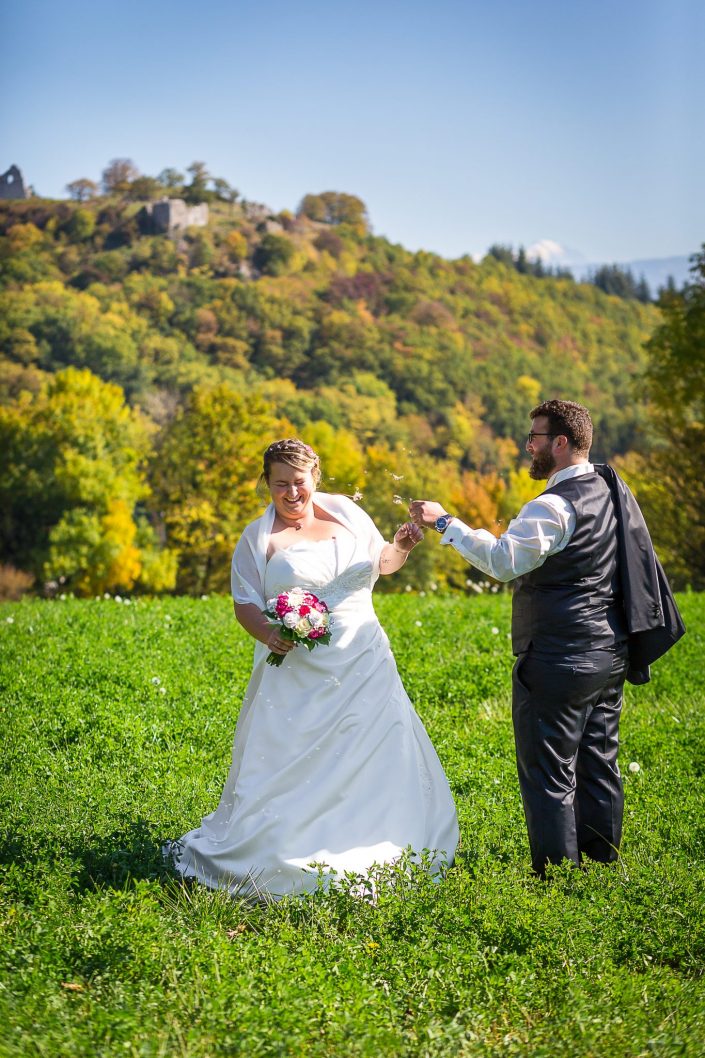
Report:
298,192,368,231
102,158,139,194
0,367,174,594
149,383,290,593
66,178,98,202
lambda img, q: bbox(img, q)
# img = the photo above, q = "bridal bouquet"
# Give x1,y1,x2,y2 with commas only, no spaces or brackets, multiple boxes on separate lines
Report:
263,588,333,667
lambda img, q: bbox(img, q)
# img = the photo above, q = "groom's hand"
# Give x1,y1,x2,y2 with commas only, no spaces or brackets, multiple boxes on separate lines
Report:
409,500,448,527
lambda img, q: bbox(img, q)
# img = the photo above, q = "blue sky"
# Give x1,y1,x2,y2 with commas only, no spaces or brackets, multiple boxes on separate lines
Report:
1,0,702,264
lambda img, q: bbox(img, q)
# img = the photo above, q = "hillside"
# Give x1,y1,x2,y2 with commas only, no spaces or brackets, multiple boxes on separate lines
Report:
0,189,661,595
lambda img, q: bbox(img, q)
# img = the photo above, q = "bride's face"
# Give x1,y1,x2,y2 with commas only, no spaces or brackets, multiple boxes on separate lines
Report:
267,461,315,523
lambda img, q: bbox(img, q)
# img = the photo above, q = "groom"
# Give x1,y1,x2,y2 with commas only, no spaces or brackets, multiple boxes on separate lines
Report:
411,399,639,876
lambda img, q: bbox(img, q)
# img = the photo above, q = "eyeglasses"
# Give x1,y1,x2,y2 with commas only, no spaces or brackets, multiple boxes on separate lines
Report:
527,431,555,443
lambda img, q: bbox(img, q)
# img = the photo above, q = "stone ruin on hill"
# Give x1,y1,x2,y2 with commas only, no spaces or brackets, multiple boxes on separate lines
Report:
138,198,209,235
0,165,30,200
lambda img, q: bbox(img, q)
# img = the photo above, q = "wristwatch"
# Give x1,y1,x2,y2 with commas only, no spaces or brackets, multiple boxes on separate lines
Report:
434,513,455,534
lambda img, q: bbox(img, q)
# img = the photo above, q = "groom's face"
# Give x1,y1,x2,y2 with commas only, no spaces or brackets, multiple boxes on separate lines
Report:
527,416,557,480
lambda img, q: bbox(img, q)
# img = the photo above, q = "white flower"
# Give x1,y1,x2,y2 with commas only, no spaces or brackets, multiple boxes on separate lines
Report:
308,610,324,628
164,614,172,622
201,594,208,600
296,617,312,636
352,490,363,501
151,677,161,686
491,627,499,635
405,584,412,593
103,592,111,599
59,593,67,601
6,617,14,624
123,598,131,605
159,687,167,695
429,582,438,591
419,590,426,597
392,495,402,505
628,761,640,774
415,620,423,627
283,612,299,629
114,595,122,603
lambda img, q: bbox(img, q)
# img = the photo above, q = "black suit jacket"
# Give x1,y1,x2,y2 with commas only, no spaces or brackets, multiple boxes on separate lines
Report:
594,464,685,684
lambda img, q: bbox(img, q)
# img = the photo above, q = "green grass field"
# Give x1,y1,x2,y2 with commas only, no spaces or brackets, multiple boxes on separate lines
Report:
1,593,703,1057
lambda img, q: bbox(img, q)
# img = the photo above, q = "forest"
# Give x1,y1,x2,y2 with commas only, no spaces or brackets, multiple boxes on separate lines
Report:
1,160,702,595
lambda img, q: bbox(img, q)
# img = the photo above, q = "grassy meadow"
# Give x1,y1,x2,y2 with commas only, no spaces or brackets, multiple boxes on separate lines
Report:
0,592,703,1057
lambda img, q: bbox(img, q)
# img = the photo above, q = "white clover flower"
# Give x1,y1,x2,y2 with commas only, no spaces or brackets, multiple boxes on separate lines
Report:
352,490,363,501
201,594,208,600
628,762,641,774
491,627,499,635
151,677,161,685
392,495,403,505
159,687,167,695
405,584,412,593
419,590,426,597
114,595,122,603
415,620,423,627
123,598,131,605
6,617,14,624
283,612,299,629
429,582,438,591
103,592,111,599
165,614,172,622
59,593,67,601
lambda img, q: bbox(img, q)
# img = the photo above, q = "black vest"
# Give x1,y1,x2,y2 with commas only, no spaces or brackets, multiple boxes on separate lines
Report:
511,472,628,655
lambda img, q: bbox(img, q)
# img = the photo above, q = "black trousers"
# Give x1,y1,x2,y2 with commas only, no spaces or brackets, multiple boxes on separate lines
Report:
512,647,629,876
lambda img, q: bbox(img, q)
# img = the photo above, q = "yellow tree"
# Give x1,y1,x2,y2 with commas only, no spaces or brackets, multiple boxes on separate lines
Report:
150,383,291,593
0,367,169,594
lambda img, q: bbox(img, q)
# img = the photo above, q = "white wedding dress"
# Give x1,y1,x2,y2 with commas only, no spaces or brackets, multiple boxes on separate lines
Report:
166,494,458,898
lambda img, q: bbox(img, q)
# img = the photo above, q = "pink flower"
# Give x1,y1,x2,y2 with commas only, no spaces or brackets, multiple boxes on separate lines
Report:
313,600,327,613
275,595,292,617
299,604,311,616
309,627,327,638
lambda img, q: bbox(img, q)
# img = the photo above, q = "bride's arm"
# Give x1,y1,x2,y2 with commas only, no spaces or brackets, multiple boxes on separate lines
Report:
378,522,424,576
234,602,295,656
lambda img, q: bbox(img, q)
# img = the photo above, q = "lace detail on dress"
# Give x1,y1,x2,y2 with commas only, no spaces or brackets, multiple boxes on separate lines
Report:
318,560,374,610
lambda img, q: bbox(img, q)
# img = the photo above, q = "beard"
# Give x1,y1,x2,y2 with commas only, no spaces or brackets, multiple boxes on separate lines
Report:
529,449,557,480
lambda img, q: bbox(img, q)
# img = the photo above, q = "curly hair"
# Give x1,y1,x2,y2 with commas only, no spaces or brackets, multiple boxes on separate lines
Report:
530,400,593,454
262,438,321,484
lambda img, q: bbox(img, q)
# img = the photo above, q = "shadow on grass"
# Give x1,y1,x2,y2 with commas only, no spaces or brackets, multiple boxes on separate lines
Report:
0,819,176,892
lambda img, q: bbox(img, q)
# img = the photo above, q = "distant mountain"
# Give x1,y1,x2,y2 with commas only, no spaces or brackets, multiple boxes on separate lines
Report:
613,255,692,293
526,240,693,295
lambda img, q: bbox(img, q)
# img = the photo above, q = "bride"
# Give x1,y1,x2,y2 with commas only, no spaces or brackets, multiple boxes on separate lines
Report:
166,438,459,897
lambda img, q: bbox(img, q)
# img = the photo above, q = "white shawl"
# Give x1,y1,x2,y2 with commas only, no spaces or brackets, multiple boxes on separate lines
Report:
230,493,386,608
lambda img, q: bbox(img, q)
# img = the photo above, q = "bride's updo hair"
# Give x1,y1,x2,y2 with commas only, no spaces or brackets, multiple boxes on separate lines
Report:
262,438,321,486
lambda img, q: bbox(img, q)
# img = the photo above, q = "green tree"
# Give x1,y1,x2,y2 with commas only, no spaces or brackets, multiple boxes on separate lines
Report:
0,367,164,593
157,167,185,192
622,247,705,587
149,383,290,593
184,161,213,204
253,233,296,277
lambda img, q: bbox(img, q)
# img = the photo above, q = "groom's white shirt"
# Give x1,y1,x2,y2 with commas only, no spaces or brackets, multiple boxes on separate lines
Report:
441,462,594,583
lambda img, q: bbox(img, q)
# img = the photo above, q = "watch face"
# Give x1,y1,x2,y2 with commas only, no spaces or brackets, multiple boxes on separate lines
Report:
435,515,450,532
